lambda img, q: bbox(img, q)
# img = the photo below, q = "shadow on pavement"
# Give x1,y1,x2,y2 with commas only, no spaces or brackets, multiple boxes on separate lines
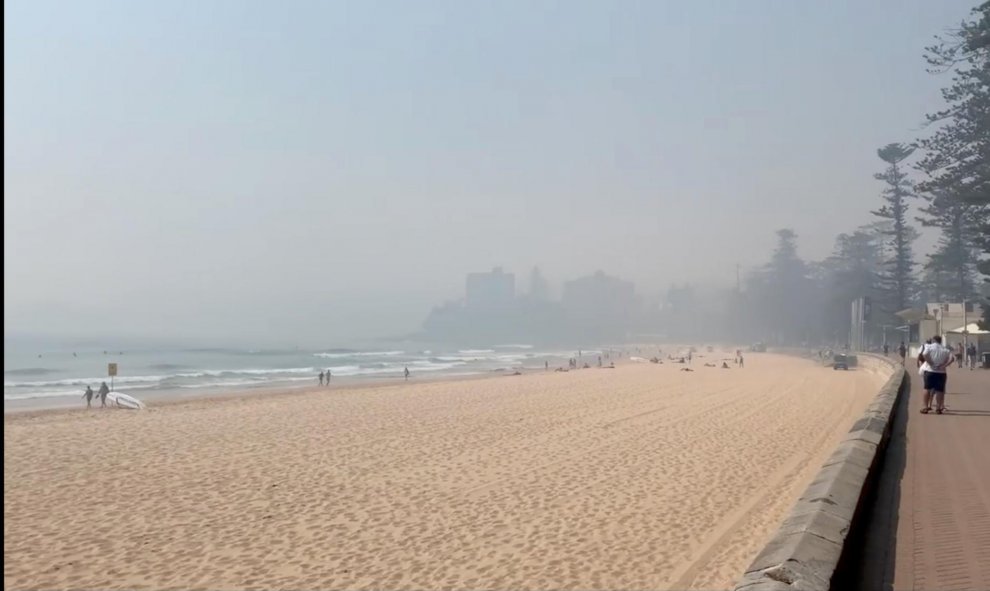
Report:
837,373,911,591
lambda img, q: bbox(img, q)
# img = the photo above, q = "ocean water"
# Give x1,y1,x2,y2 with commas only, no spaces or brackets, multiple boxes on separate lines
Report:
4,343,598,406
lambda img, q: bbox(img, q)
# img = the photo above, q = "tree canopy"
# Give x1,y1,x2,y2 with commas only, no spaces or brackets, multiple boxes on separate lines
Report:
916,2,990,325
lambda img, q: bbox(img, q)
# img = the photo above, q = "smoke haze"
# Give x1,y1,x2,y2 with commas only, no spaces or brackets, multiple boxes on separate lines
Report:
4,0,971,346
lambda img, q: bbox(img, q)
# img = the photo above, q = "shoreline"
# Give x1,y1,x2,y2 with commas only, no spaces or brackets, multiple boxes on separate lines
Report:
3,362,598,417
4,344,691,415
5,343,688,416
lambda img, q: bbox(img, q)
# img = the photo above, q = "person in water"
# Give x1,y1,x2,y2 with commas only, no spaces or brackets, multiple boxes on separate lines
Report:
82,385,94,408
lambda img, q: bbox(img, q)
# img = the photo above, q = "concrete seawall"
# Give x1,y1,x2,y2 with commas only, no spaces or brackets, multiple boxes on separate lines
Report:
733,354,906,591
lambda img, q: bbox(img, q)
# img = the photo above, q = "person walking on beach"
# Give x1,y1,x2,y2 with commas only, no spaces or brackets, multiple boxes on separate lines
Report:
319,370,325,386
82,385,94,408
98,382,110,408
738,352,744,368
919,336,953,414
967,342,978,370
404,367,410,381
326,369,332,384
545,360,549,371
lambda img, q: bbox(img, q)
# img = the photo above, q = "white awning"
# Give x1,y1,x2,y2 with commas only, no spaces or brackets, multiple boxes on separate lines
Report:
946,322,990,335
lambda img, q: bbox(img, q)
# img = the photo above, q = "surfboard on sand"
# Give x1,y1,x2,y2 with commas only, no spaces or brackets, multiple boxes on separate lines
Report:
106,392,145,410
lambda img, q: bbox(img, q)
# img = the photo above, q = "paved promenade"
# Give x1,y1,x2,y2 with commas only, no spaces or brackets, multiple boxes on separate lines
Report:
852,363,990,591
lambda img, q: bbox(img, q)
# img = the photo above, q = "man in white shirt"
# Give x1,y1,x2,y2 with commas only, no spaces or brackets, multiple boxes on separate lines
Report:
919,336,954,415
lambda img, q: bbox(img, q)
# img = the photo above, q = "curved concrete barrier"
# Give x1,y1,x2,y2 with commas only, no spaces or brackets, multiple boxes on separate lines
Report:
733,354,906,591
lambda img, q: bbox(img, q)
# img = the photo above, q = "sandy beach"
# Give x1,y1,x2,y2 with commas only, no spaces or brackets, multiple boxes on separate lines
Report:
4,353,890,590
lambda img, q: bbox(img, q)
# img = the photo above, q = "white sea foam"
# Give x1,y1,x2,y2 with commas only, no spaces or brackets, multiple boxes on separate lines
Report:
232,367,317,376
495,354,528,361
180,379,273,389
5,375,168,388
4,390,82,401
4,345,583,403
313,350,404,359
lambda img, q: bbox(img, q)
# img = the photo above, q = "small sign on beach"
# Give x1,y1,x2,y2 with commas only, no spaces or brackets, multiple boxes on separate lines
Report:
108,363,118,377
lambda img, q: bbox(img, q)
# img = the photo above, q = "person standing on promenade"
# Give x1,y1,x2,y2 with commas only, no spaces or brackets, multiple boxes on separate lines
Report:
898,342,907,364
82,385,94,408
918,339,932,367
318,370,324,386
883,343,889,356
920,336,954,415
967,342,978,370
956,342,965,368
98,382,110,408
917,338,933,403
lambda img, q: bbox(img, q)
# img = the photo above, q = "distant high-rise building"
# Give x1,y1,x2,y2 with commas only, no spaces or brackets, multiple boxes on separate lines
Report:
528,266,550,301
466,267,515,310
562,271,636,339
563,271,634,312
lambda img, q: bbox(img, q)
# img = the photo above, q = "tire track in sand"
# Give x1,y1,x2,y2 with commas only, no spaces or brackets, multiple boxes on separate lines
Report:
665,379,861,589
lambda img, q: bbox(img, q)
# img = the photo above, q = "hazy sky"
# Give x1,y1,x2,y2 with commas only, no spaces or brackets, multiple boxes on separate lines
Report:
4,0,975,346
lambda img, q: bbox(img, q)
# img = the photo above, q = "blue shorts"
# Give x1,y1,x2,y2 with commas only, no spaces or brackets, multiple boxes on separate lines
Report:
923,371,947,393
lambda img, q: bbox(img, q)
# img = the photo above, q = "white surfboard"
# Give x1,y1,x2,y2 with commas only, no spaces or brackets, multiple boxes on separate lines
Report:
106,392,145,410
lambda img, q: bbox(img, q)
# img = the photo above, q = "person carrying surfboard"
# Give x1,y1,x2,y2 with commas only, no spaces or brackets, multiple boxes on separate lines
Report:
98,382,110,408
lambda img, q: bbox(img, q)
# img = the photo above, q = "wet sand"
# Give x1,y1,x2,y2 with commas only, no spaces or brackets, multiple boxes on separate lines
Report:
3,353,890,590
